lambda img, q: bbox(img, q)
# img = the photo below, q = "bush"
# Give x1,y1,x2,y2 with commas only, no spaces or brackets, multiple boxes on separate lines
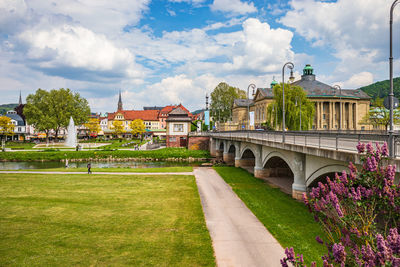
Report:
281,142,400,267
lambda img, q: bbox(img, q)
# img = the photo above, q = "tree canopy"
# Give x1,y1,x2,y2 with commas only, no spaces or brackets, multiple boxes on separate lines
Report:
24,88,90,140
84,118,101,136
266,83,315,131
0,116,14,139
359,77,400,100
112,120,124,135
359,97,400,130
210,82,246,122
129,119,146,136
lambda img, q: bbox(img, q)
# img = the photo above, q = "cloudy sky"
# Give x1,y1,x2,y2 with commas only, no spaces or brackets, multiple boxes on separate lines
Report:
0,0,398,112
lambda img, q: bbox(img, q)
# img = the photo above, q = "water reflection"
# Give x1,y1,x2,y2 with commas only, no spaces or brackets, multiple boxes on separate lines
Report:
0,161,196,170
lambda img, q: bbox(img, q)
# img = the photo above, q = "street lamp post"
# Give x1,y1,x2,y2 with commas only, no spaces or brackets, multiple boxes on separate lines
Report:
333,85,342,131
389,0,399,157
282,62,295,142
247,84,256,130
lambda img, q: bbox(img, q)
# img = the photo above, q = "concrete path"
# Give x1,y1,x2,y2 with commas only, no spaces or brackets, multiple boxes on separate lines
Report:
0,171,193,176
194,167,285,267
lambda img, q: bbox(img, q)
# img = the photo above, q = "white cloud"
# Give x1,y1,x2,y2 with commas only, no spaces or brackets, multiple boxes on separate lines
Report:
210,0,257,15
341,71,374,89
23,0,150,35
221,18,294,74
279,0,396,80
16,23,147,81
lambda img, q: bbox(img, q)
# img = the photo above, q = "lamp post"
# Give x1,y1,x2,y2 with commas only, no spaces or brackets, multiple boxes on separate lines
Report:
206,94,210,131
333,85,342,131
247,84,256,130
282,62,295,142
389,0,399,157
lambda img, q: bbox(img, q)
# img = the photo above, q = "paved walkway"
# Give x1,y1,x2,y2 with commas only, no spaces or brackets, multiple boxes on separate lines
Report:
0,171,193,176
194,167,285,267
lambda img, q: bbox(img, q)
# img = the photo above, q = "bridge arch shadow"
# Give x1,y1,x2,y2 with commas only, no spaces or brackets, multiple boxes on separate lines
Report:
306,165,348,188
223,144,236,165
261,155,294,195
237,148,256,173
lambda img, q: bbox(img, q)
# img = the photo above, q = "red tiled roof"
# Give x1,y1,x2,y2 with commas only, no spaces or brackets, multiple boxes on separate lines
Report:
108,110,160,121
159,104,193,118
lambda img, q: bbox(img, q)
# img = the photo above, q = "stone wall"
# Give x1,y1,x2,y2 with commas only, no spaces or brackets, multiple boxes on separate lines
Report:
166,135,187,148
188,136,210,150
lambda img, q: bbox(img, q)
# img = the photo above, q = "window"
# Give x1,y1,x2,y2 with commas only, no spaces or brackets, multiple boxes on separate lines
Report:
323,114,326,119
18,127,21,132
174,124,184,132
323,125,327,129
361,126,365,130
169,137,176,142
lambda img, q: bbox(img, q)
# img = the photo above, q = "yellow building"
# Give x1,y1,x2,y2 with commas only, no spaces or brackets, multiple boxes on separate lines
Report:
231,65,371,131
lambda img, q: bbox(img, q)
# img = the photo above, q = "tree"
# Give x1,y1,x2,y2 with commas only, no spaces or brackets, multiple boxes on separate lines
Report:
129,119,145,137
0,116,14,149
84,118,100,137
23,89,54,142
112,120,124,136
210,82,246,122
47,88,90,139
266,83,315,131
359,97,400,130
24,88,90,140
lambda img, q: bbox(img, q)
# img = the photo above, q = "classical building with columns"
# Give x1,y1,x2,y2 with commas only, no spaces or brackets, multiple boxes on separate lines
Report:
230,65,371,131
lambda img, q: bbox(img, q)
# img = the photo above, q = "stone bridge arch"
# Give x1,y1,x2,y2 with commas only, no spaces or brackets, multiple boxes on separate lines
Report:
223,141,238,166
306,164,349,188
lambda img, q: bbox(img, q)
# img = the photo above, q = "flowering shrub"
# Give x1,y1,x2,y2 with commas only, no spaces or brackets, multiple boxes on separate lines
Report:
281,142,400,266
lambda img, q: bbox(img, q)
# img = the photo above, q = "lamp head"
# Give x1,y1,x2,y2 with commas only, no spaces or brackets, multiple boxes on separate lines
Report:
289,69,295,83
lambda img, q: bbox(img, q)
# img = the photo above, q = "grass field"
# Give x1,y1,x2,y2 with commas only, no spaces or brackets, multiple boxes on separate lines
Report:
0,173,215,266
3,166,194,173
214,166,326,265
0,148,210,161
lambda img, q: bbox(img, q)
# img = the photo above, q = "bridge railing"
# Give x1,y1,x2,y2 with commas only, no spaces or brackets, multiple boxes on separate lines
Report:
202,130,400,157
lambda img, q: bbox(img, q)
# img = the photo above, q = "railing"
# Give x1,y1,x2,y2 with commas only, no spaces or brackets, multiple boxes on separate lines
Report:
190,130,400,158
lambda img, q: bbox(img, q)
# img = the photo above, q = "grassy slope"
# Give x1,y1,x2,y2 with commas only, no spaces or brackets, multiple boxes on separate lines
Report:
2,166,193,173
0,148,210,161
0,173,215,266
214,166,326,265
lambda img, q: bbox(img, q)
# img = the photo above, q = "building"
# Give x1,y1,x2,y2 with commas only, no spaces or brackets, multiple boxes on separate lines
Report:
230,64,372,131
4,110,26,141
166,107,192,147
159,104,193,129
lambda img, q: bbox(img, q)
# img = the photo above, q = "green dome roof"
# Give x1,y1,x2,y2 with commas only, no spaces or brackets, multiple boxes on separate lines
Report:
270,78,278,88
303,64,314,76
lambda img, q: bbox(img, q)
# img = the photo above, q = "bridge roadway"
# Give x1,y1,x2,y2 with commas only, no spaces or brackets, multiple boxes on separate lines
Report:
194,130,400,199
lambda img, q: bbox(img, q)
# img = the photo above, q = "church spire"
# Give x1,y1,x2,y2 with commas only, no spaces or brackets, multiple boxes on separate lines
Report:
19,91,22,105
117,90,123,111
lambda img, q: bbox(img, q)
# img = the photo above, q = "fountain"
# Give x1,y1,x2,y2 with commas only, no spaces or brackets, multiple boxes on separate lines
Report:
65,117,77,147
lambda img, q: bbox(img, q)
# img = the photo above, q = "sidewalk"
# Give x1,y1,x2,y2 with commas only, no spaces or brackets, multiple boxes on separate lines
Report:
194,167,285,267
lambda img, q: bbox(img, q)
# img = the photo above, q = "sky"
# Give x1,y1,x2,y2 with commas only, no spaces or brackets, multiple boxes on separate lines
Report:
0,0,398,112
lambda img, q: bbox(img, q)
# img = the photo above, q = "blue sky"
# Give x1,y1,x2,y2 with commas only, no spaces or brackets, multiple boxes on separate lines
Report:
0,0,396,112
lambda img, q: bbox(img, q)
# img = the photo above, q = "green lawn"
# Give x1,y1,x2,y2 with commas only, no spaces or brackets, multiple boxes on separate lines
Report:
5,142,36,150
4,166,193,173
214,167,326,265
0,173,215,266
0,148,210,161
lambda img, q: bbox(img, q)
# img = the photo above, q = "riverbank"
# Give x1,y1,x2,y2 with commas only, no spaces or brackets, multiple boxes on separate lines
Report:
0,148,210,162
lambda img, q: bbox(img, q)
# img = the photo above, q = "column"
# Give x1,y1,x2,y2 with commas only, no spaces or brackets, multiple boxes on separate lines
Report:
210,138,216,157
292,152,306,200
254,145,268,179
329,102,333,130
349,103,353,130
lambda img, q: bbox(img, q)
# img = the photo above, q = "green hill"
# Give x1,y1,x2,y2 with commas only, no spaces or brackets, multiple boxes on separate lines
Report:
0,103,17,115
360,77,400,100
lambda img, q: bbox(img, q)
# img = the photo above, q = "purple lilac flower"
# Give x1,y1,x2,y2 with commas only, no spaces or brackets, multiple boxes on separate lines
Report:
388,228,400,254
357,142,365,153
361,244,376,266
386,165,396,181
284,247,295,261
382,142,389,156
316,236,324,244
366,142,374,154
376,233,392,265
332,243,346,264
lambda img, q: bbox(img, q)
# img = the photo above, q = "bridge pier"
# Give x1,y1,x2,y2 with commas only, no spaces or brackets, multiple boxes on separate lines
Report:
223,152,235,166
210,138,216,157
292,153,306,200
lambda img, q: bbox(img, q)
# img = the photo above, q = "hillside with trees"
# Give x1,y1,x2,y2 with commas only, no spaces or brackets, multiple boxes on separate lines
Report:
0,104,17,115
359,77,400,101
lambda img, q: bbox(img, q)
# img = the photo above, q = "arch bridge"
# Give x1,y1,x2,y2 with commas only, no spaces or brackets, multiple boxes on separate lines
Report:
203,131,400,199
